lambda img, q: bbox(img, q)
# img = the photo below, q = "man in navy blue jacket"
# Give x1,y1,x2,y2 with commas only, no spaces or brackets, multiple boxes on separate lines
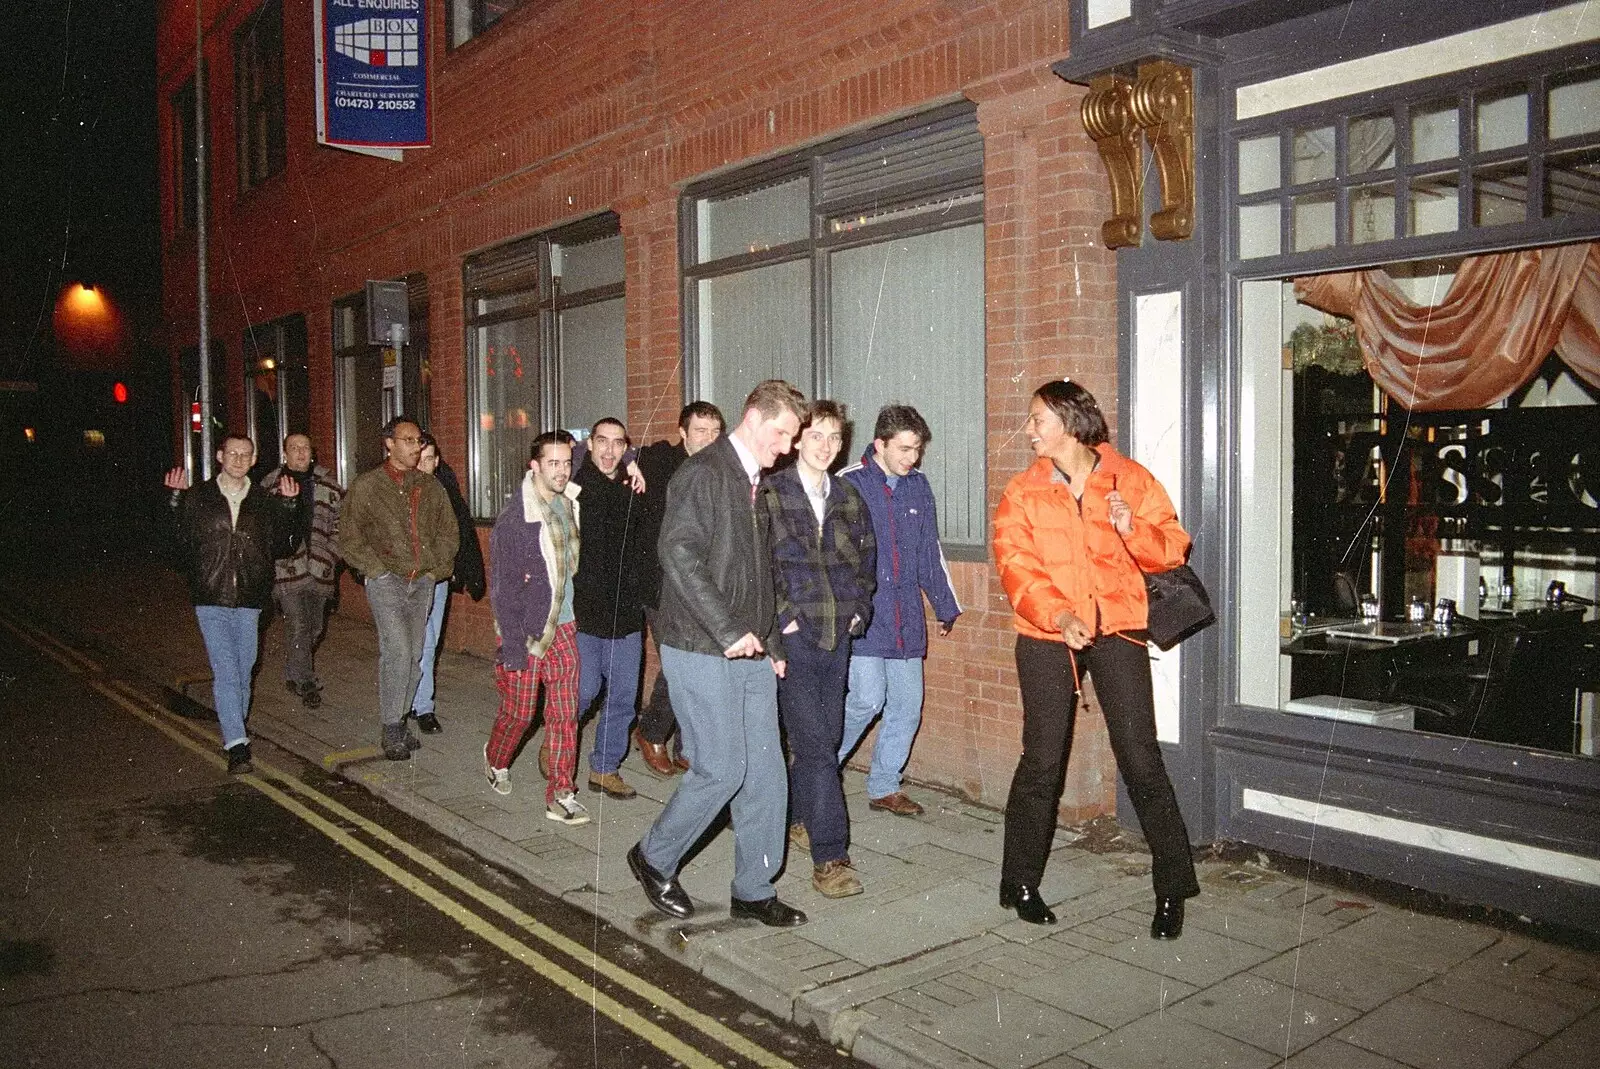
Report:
837,405,962,816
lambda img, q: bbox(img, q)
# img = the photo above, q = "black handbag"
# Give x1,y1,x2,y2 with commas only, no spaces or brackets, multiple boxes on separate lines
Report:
1141,562,1215,651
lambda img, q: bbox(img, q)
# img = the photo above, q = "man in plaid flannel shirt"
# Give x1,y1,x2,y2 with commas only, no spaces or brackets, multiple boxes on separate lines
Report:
758,399,876,898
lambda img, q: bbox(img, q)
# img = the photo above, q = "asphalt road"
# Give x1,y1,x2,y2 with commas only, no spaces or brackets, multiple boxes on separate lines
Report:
0,619,854,1069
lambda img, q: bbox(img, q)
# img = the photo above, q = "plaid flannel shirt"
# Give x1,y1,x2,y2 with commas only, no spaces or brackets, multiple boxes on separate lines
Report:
758,465,877,652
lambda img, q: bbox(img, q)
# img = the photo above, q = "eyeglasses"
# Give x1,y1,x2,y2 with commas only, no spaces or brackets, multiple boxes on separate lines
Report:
391,435,423,445
222,449,254,459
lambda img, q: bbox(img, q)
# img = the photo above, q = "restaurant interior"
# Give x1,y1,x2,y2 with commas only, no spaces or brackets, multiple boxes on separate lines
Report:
1277,239,1600,758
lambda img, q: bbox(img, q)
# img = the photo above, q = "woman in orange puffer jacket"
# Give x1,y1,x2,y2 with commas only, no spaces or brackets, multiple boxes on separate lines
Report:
992,380,1201,938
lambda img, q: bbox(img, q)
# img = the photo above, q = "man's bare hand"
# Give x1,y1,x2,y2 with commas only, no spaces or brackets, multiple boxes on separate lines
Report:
772,658,787,679
274,474,297,497
625,460,646,494
163,467,189,491
723,632,764,659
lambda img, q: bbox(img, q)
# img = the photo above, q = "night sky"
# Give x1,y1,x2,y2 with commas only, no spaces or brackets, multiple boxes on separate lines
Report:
1,3,159,383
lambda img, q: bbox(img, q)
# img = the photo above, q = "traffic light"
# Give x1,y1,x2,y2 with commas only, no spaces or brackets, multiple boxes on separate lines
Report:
112,381,128,404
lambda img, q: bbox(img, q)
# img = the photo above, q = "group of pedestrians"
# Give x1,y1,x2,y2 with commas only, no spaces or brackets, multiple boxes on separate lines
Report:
166,374,1200,943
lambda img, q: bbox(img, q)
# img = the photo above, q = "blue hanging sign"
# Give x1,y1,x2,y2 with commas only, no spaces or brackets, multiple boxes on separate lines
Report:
314,0,430,151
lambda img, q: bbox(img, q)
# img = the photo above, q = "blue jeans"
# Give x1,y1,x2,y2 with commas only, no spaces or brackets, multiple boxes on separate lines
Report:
364,573,437,728
194,605,261,750
838,655,924,799
578,630,642,774
641,645,786,902
779,630,851,863
413,580,449,715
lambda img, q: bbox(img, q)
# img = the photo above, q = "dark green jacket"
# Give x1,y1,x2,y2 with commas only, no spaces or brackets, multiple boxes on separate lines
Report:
340,464,459,582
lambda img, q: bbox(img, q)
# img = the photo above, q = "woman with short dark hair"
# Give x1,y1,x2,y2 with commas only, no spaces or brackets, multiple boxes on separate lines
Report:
992,379,1200,937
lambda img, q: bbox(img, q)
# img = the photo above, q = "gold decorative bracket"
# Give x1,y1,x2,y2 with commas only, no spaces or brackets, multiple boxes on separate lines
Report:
1081,73,1142,249
1131,59,1195,242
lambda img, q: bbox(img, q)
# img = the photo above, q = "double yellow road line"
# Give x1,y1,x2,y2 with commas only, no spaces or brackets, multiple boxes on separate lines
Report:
1,615,800,1069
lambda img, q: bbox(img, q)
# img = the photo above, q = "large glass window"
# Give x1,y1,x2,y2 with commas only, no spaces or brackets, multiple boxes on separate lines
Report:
234,0,286,194
465,216,625,518
683,105,987,549
1238,246,1600,759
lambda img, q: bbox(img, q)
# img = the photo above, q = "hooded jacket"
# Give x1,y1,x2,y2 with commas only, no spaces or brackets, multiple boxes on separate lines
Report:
992,445,1190,642
838,447,961,659
489,471,582,664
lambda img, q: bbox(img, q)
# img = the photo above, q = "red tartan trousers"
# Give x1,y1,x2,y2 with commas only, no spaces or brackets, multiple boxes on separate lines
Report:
488,622,579,802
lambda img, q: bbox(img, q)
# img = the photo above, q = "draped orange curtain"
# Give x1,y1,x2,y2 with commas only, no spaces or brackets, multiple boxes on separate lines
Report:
1293,243,1600,410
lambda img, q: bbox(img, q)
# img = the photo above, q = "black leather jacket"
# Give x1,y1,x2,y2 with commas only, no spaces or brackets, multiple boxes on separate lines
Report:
171,478,301,609
654,436,784,661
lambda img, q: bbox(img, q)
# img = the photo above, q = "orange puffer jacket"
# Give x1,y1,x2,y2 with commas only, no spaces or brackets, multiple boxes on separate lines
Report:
993,445,1191,642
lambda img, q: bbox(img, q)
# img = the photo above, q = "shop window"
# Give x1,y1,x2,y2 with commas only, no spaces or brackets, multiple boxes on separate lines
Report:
1409,171,1461,235
448,0,528,48
234,0,285,193
1350,182,1396,244
1546,148,1600,219
1411,100,1460,163
1238,245,1600,758
1237,134,1281,194
464,216,624,518
682,105,987,550
1474,160,1529,226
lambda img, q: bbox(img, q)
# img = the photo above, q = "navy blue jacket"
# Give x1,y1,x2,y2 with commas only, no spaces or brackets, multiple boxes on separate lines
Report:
839,448,961,659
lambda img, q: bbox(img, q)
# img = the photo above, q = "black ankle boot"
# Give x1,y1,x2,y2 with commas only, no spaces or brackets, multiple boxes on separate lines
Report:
999,879,1056,925
1151,896,1185,939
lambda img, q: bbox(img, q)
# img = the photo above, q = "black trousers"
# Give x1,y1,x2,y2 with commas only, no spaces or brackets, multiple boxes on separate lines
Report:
1002,634,1200,900
637,609,679,746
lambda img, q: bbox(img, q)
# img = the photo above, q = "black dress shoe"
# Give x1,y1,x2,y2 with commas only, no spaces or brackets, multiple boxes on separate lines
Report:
999,879,1057,925
729,896,807,927
414,712,443,734
627,843,694,919
1151,896,1185,939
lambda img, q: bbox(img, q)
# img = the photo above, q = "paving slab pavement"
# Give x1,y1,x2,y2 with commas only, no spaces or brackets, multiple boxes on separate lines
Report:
5,562,1599,1069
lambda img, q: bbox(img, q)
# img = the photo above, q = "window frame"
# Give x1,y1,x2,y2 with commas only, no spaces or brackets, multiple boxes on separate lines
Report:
446,0,531,49
234,0,287,195
463,212,625,519
1227,44,1600,277
679,103,988,555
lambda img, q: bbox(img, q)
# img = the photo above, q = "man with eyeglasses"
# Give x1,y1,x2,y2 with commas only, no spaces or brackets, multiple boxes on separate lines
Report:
164,435,303,774
340,417,459,761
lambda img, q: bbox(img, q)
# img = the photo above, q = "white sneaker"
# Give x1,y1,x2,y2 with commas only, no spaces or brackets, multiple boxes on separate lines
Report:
484,745,511,796
546,790,590,826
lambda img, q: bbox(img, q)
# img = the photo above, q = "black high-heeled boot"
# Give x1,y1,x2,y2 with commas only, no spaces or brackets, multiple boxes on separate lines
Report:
1150,896,1185,939
999,879,1057,925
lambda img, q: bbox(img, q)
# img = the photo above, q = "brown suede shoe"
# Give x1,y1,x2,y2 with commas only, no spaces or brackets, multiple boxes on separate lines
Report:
788,823,810,853
812,859,863,898
538,741,551,779
633,727,675,776
587,771,637,799
867,791,925,817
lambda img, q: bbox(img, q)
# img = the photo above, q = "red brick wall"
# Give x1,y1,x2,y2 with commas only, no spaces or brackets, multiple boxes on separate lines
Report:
157,0,1121,817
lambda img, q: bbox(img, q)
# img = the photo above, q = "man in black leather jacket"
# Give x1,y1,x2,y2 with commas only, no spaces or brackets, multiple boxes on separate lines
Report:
164,435,301,774
627,381,810,929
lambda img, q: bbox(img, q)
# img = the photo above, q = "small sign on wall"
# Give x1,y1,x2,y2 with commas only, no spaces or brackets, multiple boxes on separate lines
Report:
313,0,431,157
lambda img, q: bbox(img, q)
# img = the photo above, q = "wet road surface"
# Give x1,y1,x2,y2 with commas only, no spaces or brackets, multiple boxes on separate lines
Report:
0,618,856,1069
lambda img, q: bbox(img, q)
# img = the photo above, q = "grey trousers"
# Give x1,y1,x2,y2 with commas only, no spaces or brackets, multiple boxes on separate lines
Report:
274,583,330,687
640,645,787,903
364,573,436,729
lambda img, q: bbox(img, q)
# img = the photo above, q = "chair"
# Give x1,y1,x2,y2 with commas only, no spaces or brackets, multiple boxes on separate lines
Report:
1387,617,1586,752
